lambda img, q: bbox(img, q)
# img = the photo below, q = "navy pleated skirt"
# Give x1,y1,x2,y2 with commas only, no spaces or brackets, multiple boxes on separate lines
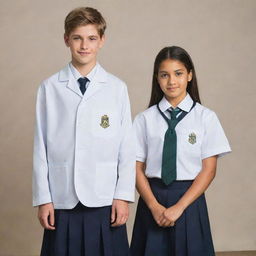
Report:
130,179,215,256
41,202,129,256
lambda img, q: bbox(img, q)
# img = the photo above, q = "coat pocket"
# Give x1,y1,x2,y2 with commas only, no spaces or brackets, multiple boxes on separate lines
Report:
95,162,118,199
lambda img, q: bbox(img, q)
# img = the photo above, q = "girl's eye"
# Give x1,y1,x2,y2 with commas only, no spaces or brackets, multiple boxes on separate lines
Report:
160,73,168,78
176,72,183,76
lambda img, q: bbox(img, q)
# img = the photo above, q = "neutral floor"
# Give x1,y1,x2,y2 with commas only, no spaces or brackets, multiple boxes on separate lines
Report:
4,253,256,256
217,252,256,256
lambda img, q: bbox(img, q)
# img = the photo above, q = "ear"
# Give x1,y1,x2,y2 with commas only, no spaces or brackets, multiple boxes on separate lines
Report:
99,34,105,49
64,34,70,47
188,70,193,82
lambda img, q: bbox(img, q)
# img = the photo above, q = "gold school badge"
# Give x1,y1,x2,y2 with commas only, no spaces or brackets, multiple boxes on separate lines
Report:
100,115,110,128
188,132,196,144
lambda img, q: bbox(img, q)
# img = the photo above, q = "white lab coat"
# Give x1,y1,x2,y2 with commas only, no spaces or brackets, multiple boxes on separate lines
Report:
33,63,135,209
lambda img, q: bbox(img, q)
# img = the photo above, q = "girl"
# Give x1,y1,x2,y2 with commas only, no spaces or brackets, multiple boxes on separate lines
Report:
130,46,231,256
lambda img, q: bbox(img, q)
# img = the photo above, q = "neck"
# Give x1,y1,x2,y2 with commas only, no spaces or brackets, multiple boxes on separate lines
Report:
166,93,187,108
71,59,96,77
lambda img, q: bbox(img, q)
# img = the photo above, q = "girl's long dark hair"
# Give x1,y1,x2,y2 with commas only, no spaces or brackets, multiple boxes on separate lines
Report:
148,46,201,107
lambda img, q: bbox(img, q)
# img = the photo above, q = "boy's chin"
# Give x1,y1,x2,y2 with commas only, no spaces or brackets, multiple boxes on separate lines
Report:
73,58,95,66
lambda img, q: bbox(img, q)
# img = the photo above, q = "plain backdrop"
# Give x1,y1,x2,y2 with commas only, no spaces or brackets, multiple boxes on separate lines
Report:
0,0,256,255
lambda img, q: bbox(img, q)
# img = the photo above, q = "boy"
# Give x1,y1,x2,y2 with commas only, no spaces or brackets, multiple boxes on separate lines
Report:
33,7,135,256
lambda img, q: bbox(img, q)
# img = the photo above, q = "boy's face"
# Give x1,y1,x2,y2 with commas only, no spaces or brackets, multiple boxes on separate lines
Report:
64,24,105,67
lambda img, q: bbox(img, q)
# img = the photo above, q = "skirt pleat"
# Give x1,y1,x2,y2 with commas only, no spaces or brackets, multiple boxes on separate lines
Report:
69,206,84,255
82,207,102,255
40,202,129,256
130,178,215,256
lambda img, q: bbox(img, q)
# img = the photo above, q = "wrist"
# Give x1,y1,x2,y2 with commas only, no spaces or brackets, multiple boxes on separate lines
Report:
147,199,159,211
39,202,53,208
176,200,187,211
113,199,128,204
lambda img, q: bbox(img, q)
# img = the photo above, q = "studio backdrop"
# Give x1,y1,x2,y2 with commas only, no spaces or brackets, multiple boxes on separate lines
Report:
0,0,255,255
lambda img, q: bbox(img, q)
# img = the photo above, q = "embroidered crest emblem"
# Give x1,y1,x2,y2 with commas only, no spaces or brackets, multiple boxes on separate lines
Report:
100,115,110,128
188,132,196,144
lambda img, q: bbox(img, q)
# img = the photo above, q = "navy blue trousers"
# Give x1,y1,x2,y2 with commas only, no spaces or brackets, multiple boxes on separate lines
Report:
130,179,215,256
41,202,129,256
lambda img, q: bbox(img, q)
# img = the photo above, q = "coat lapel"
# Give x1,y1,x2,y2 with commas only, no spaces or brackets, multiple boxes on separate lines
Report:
58,63,108,100
82,64,108,101
58,64,82,97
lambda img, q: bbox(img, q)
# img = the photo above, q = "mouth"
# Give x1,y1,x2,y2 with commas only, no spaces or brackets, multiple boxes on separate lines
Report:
78,51,90,56
167,87,178,91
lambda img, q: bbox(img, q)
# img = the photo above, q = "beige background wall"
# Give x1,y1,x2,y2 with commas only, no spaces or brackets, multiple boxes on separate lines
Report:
0,0,255,255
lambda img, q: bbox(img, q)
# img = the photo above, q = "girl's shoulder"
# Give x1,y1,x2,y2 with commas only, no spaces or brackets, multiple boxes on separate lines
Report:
133,105,158,123
194,102,221,125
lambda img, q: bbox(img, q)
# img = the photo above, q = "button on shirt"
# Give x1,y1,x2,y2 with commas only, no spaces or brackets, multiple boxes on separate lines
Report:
133,94,231,180
69,62,98,92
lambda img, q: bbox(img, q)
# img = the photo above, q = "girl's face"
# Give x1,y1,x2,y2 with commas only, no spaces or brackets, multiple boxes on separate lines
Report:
157,59,192,103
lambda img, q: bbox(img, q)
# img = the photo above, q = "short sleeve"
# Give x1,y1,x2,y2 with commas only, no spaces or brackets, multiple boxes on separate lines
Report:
201,111,231,159
133,114,147,162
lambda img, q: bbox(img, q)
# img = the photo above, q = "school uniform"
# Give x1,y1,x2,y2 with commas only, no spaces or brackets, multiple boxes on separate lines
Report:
33,62,135,256
130,94,231,256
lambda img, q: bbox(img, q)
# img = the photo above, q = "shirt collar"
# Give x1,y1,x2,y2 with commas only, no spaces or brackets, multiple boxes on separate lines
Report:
158,93,194,113
69,62,99,81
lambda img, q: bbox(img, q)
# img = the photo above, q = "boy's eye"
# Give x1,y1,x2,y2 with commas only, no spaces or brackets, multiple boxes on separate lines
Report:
89,37,97,41
73,37,80,40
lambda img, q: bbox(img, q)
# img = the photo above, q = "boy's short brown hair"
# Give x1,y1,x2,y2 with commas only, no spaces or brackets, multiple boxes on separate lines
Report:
64,7,106,37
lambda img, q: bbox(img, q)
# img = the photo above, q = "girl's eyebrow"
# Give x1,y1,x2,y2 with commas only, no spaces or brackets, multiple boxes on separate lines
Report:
159,69,185,73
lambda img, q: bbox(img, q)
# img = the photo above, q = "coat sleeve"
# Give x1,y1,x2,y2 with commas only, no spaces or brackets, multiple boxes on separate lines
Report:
113,84,136,202
133,113,148,162
32,84,52,206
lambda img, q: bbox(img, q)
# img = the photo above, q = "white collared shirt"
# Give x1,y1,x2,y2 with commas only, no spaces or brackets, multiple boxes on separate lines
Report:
133,94,231,180
69,62,98,91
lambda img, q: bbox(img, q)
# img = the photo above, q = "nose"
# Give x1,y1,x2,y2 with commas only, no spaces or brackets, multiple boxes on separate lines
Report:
168,75,176,85
81,39,88,50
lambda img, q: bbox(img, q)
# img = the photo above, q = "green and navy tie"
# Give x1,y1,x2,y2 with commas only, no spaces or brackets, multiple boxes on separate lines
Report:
162,107,182,185
157,101,196,185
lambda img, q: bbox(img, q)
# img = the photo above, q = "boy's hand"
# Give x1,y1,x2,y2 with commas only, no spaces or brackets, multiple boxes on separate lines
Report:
111,199,129,227
38,203,55,230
